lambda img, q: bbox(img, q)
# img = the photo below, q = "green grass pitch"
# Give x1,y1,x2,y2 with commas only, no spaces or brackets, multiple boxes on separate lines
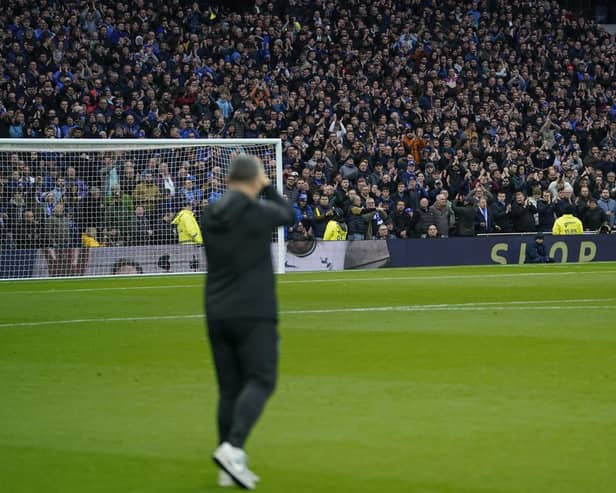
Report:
1,263,615,493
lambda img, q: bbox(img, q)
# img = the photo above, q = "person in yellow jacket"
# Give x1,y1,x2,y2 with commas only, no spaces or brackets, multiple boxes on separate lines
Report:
81,227,102,247
323,208,348,240
172,204,203,245
552,205,583,235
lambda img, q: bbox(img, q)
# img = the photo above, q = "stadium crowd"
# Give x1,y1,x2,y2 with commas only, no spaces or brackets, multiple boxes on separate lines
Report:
1,0,616,248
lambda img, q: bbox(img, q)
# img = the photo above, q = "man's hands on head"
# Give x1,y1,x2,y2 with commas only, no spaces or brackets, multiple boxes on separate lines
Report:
258,165,271,190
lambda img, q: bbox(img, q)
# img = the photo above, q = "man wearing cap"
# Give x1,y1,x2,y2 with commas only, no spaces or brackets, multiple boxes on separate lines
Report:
406,176,424,210
293,192,314,230
525,232,554,263
401,158,416,183
202,155,295,490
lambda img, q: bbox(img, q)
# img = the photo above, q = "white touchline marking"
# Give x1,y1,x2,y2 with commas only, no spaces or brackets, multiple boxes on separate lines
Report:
3,270,616,295
278,270,616,284
1,298,614,328
284,305,614,315
2,284,204,295
285,297,616,313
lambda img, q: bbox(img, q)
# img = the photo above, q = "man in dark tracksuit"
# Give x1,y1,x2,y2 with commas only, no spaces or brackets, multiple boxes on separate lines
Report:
525,232,555,263
201,155,295,490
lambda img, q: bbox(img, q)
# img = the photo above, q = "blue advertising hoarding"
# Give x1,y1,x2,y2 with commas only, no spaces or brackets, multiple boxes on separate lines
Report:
386,235,616,267
1,235,615,278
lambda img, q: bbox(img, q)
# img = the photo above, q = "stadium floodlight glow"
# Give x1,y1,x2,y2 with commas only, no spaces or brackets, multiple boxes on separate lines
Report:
0,138,286,279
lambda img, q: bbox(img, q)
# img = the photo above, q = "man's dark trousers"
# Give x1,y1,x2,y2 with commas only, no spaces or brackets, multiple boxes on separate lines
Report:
208,318,278,448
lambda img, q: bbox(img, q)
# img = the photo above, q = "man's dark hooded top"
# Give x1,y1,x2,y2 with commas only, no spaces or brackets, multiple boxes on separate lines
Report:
201,186,295,321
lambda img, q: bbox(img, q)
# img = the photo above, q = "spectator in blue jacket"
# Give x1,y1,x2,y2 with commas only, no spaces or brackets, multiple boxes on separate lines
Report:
293,193,314,231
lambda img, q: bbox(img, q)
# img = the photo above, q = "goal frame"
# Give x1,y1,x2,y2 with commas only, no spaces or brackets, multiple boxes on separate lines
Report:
0,138,286,278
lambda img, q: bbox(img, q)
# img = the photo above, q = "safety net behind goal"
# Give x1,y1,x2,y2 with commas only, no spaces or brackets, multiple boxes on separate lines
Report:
0,139,284,279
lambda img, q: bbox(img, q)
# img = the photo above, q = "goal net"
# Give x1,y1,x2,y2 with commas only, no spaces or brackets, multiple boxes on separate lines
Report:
0,138,285,279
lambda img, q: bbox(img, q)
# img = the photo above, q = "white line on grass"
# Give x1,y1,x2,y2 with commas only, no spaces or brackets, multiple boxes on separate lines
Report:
1,298,614,328
3,270,616,295
285,305,613,315
5,284,203,294
278,270,616,284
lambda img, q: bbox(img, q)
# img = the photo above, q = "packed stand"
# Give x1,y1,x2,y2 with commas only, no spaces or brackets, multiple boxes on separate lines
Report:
1,0,616,249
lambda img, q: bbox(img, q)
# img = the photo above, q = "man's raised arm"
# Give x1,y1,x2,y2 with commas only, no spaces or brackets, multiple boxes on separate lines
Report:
261,185,296,227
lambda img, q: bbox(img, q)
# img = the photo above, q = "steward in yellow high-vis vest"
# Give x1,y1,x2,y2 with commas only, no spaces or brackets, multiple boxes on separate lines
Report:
552,206,583,235
172,204,203,244
323,208,348,240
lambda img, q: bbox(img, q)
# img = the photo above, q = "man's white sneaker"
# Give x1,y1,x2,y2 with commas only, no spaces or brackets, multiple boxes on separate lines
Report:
218,469,260,487
248,471,260,484
213,442,256,490
218,470,235,487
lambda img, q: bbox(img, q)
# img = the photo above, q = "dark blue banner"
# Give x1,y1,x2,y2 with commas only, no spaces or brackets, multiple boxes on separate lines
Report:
0,249,37,278
386,235,616,267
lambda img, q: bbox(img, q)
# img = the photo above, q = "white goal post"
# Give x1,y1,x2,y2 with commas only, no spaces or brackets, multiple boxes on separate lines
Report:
0,138,286,279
